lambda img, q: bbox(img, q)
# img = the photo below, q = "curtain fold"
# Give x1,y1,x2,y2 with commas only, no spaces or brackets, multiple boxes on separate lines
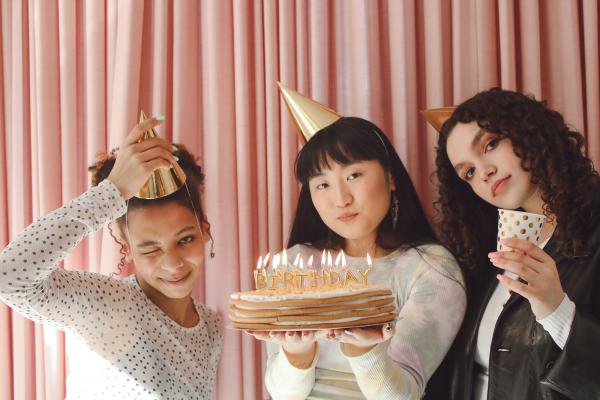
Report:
1,1,598,399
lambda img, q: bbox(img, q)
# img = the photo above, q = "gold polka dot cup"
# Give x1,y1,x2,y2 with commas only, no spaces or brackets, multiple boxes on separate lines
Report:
497,209,546,251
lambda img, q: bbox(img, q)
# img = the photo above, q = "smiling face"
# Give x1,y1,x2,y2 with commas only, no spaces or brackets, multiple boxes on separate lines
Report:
308,159,395,250
124,202,205,301
446,121,539,210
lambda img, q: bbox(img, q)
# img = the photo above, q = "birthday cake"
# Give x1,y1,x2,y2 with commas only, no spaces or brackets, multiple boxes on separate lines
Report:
228,251,397,330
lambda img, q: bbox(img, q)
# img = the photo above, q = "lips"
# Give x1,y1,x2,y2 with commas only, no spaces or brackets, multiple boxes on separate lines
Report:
161,271,191,286
492,176,510,197
338,212,358,222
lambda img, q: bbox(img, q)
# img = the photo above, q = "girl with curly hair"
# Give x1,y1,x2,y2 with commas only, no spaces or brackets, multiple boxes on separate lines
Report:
0,117,222,399
432,88,600,399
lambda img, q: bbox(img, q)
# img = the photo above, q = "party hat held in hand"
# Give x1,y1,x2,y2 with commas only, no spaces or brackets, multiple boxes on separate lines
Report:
135,110,187,199
278,82,341,143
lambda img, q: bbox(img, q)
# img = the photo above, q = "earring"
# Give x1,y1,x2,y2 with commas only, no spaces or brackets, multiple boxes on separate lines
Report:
391,191,399,229
209,237,216,258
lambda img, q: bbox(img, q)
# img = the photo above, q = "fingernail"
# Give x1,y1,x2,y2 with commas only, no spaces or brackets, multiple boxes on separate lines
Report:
154,114,165,121
172,144,178,151
173,155,180,161
344,329,354,336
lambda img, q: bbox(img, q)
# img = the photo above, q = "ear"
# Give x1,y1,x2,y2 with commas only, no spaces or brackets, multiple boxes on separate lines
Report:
388,172,397,191
202,219,212,243
110,222,133,262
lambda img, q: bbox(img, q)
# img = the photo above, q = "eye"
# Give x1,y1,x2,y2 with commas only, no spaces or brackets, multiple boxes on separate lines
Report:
484,137,499,152
314,182,329,190
464,167,475,180
140,248,161,257
178,235,195,246
347,172,361,181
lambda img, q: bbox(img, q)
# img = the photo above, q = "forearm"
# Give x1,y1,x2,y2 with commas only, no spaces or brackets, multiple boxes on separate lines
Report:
346,342,420,400
0,180,125,315
265,342,318,400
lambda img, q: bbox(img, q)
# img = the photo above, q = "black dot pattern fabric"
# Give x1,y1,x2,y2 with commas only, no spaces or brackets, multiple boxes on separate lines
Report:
0,180,223,399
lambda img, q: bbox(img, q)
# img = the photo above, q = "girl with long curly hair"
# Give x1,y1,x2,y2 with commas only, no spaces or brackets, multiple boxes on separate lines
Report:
431,88,600,400
0,117,222,399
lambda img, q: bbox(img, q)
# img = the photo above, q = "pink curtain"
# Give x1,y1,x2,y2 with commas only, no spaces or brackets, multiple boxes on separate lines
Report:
1,1,598,399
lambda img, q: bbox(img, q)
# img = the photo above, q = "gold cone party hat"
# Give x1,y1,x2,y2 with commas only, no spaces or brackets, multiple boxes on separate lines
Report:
134,110,187,199
421,107,456,132
278,82,341,143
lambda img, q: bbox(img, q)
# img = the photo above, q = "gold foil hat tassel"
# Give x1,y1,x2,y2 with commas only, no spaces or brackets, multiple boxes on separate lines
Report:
134,110,187,199
420,107,456,132
277,82,342,143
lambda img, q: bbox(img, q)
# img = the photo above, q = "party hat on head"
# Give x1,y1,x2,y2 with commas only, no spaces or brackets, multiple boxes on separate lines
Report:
134,110,187,199
421,107,456,132
278,82,341,143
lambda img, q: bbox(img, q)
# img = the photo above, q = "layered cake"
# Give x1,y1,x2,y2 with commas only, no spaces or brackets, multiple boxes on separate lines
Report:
229,251,396,330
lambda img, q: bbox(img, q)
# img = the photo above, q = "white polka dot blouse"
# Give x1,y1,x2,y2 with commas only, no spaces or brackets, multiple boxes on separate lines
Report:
0,180,223,399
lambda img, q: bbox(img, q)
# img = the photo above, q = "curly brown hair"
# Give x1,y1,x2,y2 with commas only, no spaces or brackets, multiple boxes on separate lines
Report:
435,88,600,283
88,144,209,275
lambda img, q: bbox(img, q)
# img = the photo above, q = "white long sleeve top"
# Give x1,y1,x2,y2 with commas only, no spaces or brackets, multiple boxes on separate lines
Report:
265,243,467,400
0,180,223,399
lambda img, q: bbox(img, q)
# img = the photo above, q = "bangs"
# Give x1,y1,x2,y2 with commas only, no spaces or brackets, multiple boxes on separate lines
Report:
295,118,388,183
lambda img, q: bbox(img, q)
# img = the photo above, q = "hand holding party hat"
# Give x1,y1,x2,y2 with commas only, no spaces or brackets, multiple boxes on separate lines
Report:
135,110,187,199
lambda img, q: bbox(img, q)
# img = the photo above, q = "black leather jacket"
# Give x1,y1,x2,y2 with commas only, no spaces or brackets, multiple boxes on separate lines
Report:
427,208,600,399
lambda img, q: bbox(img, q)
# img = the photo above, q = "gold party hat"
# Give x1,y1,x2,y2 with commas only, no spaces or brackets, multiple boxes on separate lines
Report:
278,82,341,143
134,110,187,199
421,107,456,132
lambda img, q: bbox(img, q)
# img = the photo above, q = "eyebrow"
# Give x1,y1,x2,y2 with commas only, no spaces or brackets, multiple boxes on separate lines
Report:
453,128,486,172
136,226,196,248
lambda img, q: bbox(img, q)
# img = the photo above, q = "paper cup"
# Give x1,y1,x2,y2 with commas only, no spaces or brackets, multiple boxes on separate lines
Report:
497,209,545,251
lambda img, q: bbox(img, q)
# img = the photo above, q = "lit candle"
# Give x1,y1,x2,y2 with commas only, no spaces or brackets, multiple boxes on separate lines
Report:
256,256,263,270
293,253,300,268
282,248,288,271
366,253,372,269
307,255,314,268
327,251,333,270
262,252,270,268
334,251,342,268
341,250,346,267
273,253,281,273
321,250,326,269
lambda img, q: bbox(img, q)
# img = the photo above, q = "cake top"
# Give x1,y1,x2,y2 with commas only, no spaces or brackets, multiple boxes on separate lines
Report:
251,248,375,293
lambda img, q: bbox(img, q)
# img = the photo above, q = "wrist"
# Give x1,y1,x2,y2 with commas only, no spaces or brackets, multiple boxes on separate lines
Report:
282,343,317,369
340,342,376,357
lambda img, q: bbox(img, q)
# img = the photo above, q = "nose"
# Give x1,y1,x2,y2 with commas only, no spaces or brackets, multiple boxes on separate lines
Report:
478,163,496,182
161,251,184,271
333,183,353,207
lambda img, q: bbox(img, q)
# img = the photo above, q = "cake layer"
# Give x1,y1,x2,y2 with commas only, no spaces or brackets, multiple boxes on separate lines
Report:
229,297,394,317
230,287,393,309
230,305,396,324
231,313,397,330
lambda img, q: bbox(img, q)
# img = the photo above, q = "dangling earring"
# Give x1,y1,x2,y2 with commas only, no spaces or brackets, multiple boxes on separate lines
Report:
391,191,399,229
209,236,216,258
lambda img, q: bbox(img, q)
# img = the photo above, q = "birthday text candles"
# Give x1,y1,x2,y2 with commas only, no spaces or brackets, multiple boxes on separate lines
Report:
253,250,373,291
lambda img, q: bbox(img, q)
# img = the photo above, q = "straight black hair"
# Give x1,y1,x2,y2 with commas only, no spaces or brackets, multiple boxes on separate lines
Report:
288,116,437,251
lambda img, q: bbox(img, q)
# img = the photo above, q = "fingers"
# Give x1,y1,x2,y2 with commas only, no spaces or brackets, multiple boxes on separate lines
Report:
489,252,541,282
124,116,164,145
133,145,175,167
497,274,532,298
499,238,550,263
